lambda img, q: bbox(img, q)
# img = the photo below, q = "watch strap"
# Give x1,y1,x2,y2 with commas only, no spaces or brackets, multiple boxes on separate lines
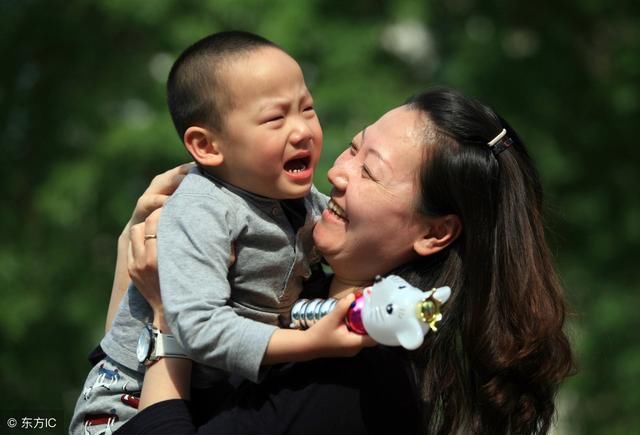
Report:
152,331,187,360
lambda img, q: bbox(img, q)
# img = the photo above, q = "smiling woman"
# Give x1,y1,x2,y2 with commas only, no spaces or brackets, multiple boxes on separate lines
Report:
313,106,452,284
113,87,574,435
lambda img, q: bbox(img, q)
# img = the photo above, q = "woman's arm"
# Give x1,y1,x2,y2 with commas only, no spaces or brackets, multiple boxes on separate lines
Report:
105,163,194,332
106,229,135,333
125,207,194,411
137,345,192,411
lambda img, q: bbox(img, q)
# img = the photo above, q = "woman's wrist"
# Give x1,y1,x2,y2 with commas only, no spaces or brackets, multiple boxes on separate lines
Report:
153,311,171,334
139,357,192,410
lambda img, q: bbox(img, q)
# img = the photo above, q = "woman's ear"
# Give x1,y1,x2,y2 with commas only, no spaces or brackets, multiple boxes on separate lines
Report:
413,214,462,257
183,126,224,167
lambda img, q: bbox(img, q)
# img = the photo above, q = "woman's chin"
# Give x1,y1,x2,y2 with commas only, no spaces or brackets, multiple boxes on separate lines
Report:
312,220,343,255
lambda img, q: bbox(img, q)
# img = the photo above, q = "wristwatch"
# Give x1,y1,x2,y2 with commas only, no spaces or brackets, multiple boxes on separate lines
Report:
136,324,187,366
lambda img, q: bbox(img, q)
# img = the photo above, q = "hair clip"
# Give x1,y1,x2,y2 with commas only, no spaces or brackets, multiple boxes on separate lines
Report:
487,128,513,156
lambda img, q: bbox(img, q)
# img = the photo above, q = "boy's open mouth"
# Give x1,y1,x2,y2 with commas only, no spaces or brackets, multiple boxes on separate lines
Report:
284,156,311,173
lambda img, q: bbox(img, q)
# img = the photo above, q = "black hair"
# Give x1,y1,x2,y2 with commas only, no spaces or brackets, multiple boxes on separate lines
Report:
394,88,575,434
166,30,280,138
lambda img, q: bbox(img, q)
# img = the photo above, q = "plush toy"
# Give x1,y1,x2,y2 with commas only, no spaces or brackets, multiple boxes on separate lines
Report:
290,275,451,350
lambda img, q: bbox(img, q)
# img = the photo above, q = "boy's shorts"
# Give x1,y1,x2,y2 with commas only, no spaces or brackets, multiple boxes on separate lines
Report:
68,356,143,434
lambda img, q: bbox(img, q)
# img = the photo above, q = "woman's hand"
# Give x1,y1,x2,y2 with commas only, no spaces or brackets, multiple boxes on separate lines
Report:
128,208,171,332
124,162,195,237
106,163,193,332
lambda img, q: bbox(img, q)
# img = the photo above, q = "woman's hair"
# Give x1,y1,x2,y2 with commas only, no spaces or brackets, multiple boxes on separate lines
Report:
393,88,575,435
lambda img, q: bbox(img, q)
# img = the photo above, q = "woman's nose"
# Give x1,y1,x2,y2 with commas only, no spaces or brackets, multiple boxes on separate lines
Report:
327,158,348,190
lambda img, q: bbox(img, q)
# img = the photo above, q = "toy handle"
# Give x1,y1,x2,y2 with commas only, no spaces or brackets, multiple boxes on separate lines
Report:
289,294,367,334
289,298,338,330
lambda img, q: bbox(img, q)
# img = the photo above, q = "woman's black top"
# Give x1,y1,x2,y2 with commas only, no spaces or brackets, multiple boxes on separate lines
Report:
116,346,421,435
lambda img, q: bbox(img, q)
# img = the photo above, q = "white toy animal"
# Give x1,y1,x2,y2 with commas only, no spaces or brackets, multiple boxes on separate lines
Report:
358,275,451,350
290,275,451,350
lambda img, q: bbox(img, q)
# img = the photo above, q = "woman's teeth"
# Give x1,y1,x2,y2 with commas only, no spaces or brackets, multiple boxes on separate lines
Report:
328,199,348,221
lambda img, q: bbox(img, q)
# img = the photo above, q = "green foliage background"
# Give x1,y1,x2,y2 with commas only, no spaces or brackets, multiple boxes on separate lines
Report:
1,1,638,433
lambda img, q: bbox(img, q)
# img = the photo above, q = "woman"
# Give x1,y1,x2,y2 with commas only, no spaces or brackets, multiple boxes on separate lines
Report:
115,88,574,434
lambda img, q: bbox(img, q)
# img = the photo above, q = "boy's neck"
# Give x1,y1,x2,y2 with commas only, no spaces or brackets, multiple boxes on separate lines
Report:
201,166,266,197
201,165,231,185
328,276,374,299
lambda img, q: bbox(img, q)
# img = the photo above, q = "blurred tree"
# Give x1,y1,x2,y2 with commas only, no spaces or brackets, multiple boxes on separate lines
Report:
1,0,638,433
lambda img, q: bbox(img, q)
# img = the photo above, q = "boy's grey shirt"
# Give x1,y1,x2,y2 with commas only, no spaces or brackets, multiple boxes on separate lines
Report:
101,167,328,384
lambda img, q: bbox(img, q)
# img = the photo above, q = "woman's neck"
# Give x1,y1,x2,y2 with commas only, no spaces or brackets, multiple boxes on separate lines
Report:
328,275,374,299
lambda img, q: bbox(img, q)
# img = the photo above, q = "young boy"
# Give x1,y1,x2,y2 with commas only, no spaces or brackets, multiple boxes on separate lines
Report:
70,31,350,434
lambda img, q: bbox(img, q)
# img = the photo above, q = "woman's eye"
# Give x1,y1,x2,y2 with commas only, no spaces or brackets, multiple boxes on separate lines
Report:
303,105,314,112
349,143,358,156
361,165,375,180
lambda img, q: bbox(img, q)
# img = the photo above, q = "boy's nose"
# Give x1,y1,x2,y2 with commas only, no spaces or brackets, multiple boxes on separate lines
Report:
289,118,313,145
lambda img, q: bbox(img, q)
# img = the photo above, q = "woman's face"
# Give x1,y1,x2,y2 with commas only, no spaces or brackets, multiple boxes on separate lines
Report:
313,105,430,282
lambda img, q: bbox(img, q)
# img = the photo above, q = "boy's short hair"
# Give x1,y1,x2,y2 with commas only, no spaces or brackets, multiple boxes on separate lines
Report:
167,31,280,138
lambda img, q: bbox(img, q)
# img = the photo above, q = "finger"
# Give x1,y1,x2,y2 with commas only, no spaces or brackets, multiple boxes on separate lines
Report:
134,194,169,222
127,235,136,279
143,210,161,269
145,162,195,196
131,193,167,227
317,293,357,329
128,224,147,285
160,163,193,191
144,208,162,231
176,161,196,174
129,222,147,271
332,293,356,316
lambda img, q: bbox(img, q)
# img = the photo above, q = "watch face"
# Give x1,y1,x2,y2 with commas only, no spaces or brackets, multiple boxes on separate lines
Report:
136,326,152,363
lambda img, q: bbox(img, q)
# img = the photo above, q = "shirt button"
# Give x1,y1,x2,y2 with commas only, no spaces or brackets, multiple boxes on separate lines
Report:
271,207,280,217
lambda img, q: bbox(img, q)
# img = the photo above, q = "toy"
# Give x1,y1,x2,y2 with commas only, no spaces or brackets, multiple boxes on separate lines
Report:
290,275,451,350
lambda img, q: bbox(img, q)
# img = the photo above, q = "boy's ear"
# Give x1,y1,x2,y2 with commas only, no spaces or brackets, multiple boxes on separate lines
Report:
183,126,224,167
413,214,462,257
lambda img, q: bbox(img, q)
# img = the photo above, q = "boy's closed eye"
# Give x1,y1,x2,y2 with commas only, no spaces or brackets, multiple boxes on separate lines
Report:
261,114,285,124
302,105,315,117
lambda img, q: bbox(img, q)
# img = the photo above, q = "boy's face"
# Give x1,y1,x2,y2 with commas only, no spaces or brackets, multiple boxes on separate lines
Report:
215,47,323,199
